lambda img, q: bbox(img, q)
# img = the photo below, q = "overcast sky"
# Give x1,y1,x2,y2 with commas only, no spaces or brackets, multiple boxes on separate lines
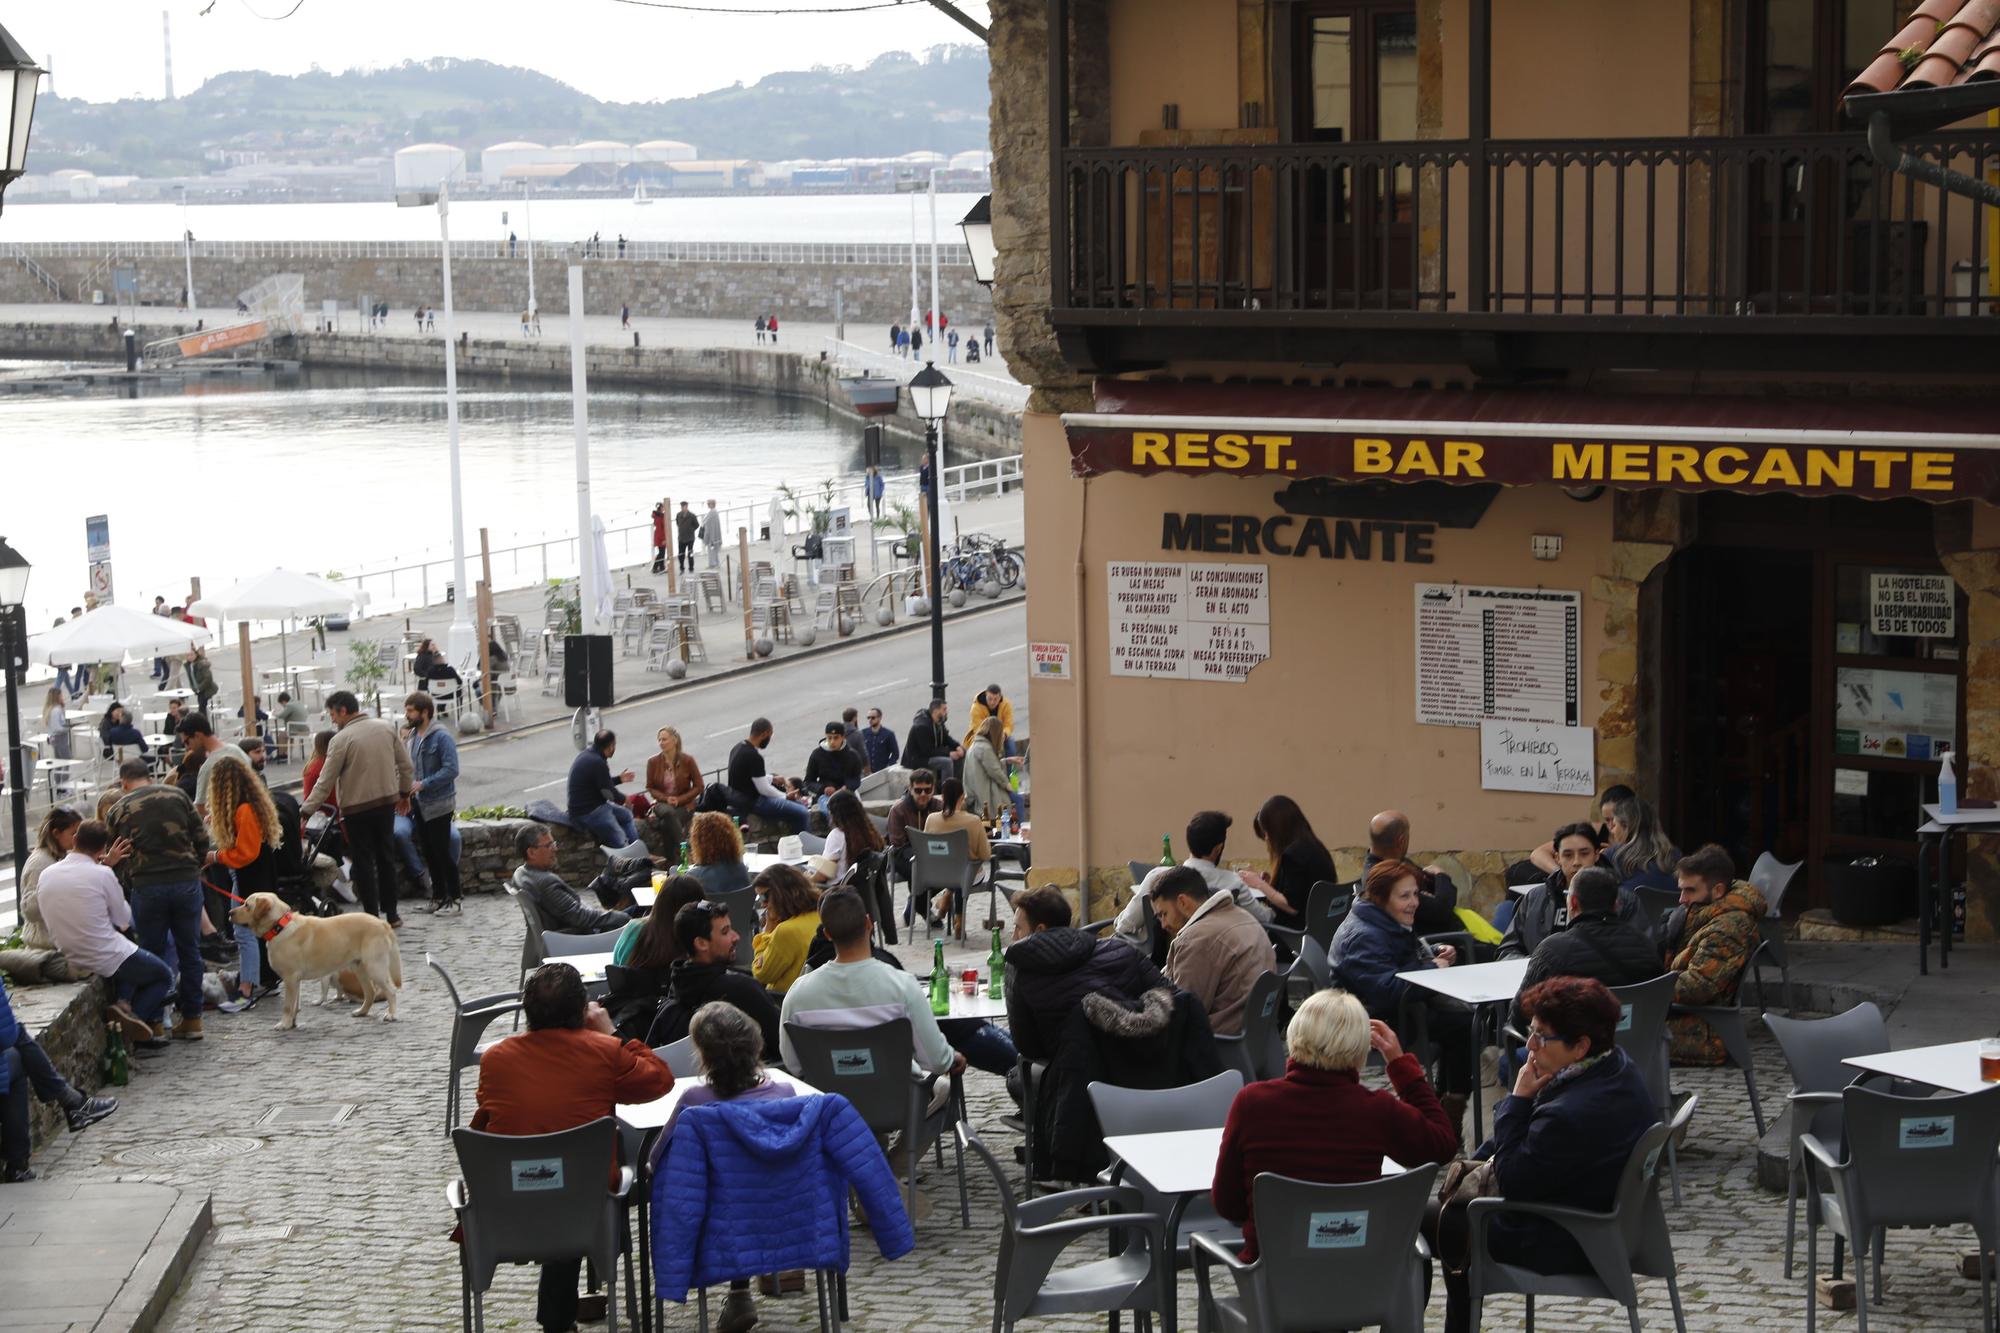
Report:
19,0,986,104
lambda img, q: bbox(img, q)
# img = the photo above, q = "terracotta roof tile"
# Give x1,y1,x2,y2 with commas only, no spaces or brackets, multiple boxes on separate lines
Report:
1845,0,2000,97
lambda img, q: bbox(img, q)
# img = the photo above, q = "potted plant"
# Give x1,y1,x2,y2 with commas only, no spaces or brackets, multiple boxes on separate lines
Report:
344,639,391,716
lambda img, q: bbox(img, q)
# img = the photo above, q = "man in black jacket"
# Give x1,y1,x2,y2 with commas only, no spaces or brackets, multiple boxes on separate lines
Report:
645,901,781,1058
1005,886,1165,1064
1362,809,1461,936
1499,822,1645,959
802,722,865,813
900,698,961,786
1509,867,1662,1030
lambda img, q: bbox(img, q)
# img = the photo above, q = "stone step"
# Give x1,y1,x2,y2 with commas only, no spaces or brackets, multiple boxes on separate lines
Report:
0,1181,211,1333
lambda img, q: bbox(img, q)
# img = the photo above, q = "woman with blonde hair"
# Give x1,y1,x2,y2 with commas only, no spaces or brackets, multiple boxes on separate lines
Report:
963,715,1018,826
641,726,704,850
1212,988,1457,1257
41,687,70,761
204,755,283,1013
750,863,821,994
684,810,751,895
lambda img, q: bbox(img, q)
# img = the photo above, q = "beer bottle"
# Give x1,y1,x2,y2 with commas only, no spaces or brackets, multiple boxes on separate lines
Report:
1160,833,1175,867
104,1023,130,1087
987,926,1006,1000
929,939,950,1016
675,840,691,872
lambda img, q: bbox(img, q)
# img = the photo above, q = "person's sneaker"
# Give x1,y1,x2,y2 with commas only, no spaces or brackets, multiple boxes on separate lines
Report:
106,1002,153,1045
217,993,256,1014
718,1290,760,1331
172,1016,205,1041
1,1165,37,1184
66,1096,118,1133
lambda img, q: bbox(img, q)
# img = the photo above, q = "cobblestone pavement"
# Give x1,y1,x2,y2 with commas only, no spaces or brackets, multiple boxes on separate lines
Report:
28,891,1994,1332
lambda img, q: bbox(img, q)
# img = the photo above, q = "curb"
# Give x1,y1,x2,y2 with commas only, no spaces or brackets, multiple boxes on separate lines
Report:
99,1188,213,1333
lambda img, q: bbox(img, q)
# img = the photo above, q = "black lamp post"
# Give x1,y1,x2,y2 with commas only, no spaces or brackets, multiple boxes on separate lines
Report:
0,537,31,879
959,194,995,288
908,361,956,705
0,23,45,215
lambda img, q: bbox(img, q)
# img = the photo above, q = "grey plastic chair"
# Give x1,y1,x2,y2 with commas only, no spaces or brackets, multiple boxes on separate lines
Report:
1235,970,1288,1082
1765,1002,1889,1279
542,926,628,958
1606,974,1682,1204
426,953,523,1135
652,1036,700,1079
1749,914,1795,1016
1750,851,1803,914
711,886,757,968
1090,1070,1245,1265
447,1117,634,1333
1669,987,1766,1137
785,1017,970,1227
1286,932,1332,999
508,883,550,976
1191,1164,1440,1333
1803,1082,2000,1333
1302,879,1356,951
912,828,979,941
1467,1096,1697,1333
960,1125,1169,1333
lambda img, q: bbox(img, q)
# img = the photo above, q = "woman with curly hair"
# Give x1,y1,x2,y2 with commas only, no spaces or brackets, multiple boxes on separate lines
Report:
683,811,752,895
205,755,283,1014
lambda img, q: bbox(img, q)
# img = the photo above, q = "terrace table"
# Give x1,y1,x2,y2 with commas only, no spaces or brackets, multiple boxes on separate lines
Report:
1914,804,2000,974
1843,1040,1997,1096
1397,957,1531,1139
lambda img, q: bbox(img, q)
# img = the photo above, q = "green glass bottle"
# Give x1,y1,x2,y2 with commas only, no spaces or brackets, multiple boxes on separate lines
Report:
929,939,951,1016
675,840,691,872
1160,833,1176,867
103,1024,130,1087
987,927,1006,999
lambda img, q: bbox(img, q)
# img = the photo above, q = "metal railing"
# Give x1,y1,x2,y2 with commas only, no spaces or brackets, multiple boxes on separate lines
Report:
822,337,1031,411
330,451,1023,617
1057,129,2000,319
2,245,62,299
9,238,976,267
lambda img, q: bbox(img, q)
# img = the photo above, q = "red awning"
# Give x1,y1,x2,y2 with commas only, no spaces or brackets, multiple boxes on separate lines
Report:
1065,381,2000,502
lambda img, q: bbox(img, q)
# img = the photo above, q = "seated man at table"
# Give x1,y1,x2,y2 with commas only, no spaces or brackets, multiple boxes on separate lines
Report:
884,769,944,920
1660,843,1766,1066
1117,810,1271,964
472,962,673,1333
1364,809,1462,936
1148,866,1275,1038
647,901,781,1058
271,692,308,761
1498,821,1642,960
719,719,809,834
508,826,641,937
1005,885,1165,1066
1509,866,1662,1033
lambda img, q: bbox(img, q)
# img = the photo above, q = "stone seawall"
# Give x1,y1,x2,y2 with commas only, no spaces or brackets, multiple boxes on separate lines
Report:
0,250,993,327
0,321,1022,455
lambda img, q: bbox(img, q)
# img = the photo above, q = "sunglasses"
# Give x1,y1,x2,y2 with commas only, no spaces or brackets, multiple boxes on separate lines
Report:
695,901,732,915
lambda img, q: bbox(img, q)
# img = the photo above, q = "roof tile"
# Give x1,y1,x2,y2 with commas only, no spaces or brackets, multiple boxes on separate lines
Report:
1845,0,2000,97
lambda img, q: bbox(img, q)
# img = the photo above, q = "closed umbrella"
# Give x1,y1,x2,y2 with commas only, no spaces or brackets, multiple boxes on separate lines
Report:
590,515,614,633
191,567,360,729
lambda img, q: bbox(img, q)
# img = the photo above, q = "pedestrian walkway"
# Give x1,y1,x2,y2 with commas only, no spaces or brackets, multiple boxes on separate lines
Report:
0,1179,209,1332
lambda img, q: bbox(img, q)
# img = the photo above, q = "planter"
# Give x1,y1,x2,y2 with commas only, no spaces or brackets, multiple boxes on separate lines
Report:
1823,855,1914,929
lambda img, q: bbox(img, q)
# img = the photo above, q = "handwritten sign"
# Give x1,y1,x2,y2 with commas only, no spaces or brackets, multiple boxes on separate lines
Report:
1479,719,1595,797
1870,572,1954,638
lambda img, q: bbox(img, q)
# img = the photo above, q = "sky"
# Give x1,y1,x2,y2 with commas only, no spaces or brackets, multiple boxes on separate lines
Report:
14,0,987,104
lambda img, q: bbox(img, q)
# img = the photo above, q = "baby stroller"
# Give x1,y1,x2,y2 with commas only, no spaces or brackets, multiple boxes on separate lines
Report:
274,791,344,918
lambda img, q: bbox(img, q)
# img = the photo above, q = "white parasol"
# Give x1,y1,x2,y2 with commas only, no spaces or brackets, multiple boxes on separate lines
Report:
27,605,211,665
190,567,361,714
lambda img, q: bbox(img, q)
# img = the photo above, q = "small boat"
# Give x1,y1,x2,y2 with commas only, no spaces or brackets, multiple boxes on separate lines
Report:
837,371,901,417
633,179,653,206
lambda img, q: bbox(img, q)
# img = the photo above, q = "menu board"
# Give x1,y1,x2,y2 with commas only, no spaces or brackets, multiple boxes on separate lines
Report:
1415,583,1582,728
1107,560,1270,682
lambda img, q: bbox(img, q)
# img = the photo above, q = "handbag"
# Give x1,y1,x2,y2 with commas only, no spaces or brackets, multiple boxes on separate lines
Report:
1433,1157,1500,1274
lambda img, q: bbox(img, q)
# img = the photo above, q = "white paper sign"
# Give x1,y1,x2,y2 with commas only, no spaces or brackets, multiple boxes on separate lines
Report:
1107,560,1269,682
1416,584,1582,728
1029,640,1072,681
1480,719,1595,796
1870,572,1954,638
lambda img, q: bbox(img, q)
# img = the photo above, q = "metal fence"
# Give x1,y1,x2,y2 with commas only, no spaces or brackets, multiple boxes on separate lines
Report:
8,238,976,267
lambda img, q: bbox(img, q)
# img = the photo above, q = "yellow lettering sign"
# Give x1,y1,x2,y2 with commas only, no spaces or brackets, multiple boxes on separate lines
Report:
1751,449,1802,488
1132,431,1169,466
1213,434,1251,468
1609,445,1649,482
1911,451,1954,492
1857,449,1908,489
1354,438,1394,474
1553,442,1604,482
1252,435,1294,470
1704,447,1750,484
1173,433,1210,467
1443,440,1486,477
1804,450,1854,488
1656,445,1700,485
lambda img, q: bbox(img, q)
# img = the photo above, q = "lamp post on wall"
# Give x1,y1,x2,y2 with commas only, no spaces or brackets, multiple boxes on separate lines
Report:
959,194,995,287
908,361,955,704
0,536,32,880
0,23,46,214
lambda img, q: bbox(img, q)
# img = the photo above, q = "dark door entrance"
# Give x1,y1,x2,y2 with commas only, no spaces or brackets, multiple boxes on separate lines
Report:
1658,494,1965,915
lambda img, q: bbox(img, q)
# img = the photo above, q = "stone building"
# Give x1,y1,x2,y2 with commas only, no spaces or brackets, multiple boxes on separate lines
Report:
986,0,2000,942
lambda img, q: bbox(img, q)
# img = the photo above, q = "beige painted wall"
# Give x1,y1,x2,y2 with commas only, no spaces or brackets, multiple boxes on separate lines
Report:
1023,410,1618,884
1434,0,1693,137
1107,0,1243,143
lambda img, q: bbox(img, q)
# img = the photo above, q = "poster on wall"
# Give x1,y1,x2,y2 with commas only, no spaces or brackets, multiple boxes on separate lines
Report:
1479,719,1596,796
1869,573,1954,638
1415,583,1581,728
1835,666,1957,759
1029,641,1072,681
1107,560,1269,682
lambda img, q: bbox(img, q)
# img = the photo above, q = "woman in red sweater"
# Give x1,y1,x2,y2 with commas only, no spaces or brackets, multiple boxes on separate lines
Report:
1211,987,1458,1258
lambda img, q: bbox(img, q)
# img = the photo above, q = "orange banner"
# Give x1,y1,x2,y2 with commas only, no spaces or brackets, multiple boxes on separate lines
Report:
176,321,268,358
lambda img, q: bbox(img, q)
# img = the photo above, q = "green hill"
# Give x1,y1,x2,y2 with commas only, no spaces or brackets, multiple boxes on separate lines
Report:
31,47,991,176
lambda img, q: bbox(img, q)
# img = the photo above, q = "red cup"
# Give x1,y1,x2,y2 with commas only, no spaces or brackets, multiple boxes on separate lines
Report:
961,968,978,995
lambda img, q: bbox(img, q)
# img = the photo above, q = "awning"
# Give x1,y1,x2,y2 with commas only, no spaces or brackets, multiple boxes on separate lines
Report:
1064,381,2000,503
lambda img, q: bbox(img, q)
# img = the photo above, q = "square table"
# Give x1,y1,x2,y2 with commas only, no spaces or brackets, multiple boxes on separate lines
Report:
938,986,1008,1021
153,688,194,702
1914,804,2000,974
618,1070,823,1130
743,852,808,875
1843,1040,1998,1096
1397,957,1531,1139
549,951,617,985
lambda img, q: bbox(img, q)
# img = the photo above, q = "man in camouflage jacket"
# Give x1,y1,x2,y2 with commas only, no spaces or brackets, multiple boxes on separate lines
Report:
1662,843,1767,1066
104,760,212,1040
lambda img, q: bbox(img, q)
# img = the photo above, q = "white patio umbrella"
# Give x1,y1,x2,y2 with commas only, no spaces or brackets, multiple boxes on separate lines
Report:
590,516,614,633
27,606,213,698
190,567,359,725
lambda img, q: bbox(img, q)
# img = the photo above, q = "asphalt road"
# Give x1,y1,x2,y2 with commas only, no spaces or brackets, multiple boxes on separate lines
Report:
450,597,1029,808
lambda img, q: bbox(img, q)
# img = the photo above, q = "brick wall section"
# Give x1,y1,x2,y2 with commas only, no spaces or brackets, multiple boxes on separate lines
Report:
0,252,994,327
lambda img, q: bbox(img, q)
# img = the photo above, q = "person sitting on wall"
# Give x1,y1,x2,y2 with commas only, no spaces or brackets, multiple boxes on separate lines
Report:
509,825,642,936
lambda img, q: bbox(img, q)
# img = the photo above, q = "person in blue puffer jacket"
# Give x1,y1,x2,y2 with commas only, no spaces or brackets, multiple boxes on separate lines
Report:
652,1064,913,1310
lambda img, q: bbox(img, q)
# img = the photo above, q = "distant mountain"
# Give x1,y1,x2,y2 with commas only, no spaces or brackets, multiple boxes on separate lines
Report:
29,47,991,177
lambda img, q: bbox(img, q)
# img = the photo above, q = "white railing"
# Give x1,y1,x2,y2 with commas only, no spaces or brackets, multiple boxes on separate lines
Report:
823,337,1030,412
331,451,1023,618
8,239,976,267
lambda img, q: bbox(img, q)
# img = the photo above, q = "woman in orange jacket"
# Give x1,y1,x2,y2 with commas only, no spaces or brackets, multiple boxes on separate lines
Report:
204,755,283,1014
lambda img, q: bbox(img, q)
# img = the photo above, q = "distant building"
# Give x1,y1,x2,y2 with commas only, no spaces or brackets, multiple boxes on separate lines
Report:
393,143,466,193
634,139,697,164
481,140,553,187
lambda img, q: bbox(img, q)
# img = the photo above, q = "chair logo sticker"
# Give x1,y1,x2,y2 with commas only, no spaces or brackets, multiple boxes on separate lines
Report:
1307,1211,1369,1249
511,1158,566,1191
1898,1116,1955,1149
833,1050,875,1076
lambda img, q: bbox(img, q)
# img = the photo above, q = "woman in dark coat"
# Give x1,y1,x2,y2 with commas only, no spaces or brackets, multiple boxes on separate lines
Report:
1237,793,1334,930
1331,858,1475,1108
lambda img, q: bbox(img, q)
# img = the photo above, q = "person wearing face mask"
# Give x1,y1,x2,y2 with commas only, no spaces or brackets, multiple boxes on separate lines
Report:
1661,844,1766,1066
723,718,808,833
1497,821,1645,960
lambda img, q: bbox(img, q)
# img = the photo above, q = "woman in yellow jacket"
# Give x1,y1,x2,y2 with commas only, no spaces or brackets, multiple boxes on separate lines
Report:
750,863,822,994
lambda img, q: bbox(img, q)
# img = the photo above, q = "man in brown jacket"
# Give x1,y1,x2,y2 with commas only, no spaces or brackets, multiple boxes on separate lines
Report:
301,690,415,926
1150,866,1277,1037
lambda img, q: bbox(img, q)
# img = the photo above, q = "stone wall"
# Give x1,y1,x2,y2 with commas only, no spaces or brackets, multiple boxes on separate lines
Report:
8,980,108,1149
455,819,621,897
0,251,993,328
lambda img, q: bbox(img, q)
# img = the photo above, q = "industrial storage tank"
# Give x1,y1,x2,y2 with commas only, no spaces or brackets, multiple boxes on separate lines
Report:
482,140,553,187
634,139,697,163
564,140,632,165
393,143,466,193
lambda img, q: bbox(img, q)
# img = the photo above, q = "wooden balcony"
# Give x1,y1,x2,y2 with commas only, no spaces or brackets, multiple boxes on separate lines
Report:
1050,129,2000,375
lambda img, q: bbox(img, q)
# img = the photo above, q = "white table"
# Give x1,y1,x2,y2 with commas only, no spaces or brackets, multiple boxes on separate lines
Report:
1844,1040,1999,1096
743,852,809,875
939,987,1008,1021
1103,1126,1403,1197
142,733,176,749
1398,957,1530,1138
548,951,617,984
632,883,658,908
618,1071,822,1131
153,688,194,701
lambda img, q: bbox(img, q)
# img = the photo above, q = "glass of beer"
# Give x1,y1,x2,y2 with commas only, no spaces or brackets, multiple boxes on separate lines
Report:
650,870,667,894
1982,1038,2000,1084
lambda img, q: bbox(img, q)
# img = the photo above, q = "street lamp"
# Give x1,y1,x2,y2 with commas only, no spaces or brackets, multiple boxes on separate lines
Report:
909,361,955,705
396,175,477,677
0,536,31,880
0,23,45,214
959,194,995,287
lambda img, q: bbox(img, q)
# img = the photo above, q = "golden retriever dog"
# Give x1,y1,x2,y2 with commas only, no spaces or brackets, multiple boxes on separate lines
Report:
227,893,402,1030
